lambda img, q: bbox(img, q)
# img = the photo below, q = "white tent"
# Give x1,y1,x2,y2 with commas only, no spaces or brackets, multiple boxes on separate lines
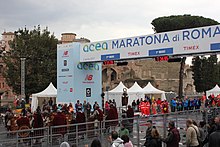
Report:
128,82,145,104
31,82,57,112
206,84,220,97
106,82,128,107
127,82,143,93
108,81,128,93
142,82,166,100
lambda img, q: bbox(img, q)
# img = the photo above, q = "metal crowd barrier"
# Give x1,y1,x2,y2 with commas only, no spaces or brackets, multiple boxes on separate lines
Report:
0,107,219,147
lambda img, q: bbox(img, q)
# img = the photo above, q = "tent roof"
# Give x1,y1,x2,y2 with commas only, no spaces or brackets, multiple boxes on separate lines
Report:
108,81,128,93
142,82,165,94
32,82,57,97
207,84,220,93
127,82,143,93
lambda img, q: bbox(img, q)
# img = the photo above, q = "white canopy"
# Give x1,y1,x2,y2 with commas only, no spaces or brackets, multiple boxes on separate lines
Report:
106,82,128,107
107,82,145,107
127,82,143,93
108,81,128,93
31,82,57,112
127,82,145,105
206,84,220,97
142,82,166,100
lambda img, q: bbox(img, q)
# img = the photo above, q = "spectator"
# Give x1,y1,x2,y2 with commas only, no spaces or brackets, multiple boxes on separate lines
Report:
186,119,200,147
60,141,70,147
198,121,206,141
52,110,67,135
136,99,140,111
203,116,220,145
208,124,220,147
91,138,102,147
75,100,81,112
76,107,86,136
48,97,53,107
17,113,30,129
184,98,189,111
121,135,133,147
87,102,92,118
131,100,136,111
109,131,124,147
126,105,134,124
163,121,180,147
113,99,117,107
92,105,104,122
144,120,154,146
83,100,87,115
93,101,99,111
105,101,110,115
118,123,129,137
156,98,162,113
148,128,162,147
171,98,177,112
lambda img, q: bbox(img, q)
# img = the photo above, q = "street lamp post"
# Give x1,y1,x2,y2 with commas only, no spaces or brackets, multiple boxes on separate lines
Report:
20,57,26,102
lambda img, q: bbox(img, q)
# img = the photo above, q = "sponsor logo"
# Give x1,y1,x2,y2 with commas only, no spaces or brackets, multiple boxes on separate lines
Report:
64,60,67,66
128,51,140,56
77,63,99,70
62,50,69,57
83,42,108,52
58,75,73,78
83,74,94,84
183,45,199,51
61,68,69,72
62,81,68,84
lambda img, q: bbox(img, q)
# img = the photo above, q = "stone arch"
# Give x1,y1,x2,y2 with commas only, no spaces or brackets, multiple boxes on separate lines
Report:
102,68,108,83
111,68,117,81
102,67,118,82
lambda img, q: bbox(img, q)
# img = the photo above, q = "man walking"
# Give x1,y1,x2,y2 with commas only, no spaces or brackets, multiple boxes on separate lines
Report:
186,119,200,147
163,121,180,147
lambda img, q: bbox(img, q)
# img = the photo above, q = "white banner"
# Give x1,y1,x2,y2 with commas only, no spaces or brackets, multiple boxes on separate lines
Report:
80,25,220,62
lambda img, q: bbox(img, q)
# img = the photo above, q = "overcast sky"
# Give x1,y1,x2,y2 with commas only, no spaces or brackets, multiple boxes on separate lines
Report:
0,0,219,42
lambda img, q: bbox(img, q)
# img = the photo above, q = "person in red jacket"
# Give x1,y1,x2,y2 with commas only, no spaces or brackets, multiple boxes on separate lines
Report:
162,121,180,147
33,110,44,142
126,105,134,124
76,107,86,136
106,104,118,130
139,101,145,116
52,110,67,136
145,100,151,116
17,114,30,129
156,98,162,113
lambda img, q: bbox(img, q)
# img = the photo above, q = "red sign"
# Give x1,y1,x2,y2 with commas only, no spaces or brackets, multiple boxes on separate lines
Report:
155,56,169,62
103,60,114,65
85,74,93,81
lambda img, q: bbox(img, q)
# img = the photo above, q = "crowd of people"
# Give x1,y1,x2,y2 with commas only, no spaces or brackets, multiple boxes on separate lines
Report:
2,93,220,146
129,94,220,117
141,115,220,147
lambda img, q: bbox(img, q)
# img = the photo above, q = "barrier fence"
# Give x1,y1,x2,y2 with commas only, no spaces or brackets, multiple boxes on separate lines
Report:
0,107,219,147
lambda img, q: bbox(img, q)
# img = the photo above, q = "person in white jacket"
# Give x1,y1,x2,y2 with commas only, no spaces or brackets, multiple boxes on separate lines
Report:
109,131,124,147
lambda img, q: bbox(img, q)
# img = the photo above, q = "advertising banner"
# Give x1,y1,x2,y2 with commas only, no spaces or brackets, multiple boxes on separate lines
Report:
80,24,220,62
57,43,102,107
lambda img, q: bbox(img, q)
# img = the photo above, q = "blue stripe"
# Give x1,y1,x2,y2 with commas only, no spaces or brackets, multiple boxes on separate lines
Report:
210,43,220,50
101,53,120,61
149,48,173,56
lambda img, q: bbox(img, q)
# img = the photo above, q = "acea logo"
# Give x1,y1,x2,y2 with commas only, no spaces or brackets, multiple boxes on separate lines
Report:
77,62,100,70
83,42,108,52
